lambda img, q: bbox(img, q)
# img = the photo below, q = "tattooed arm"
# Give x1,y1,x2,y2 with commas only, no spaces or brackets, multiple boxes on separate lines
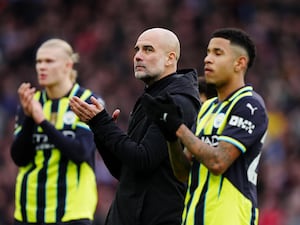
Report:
175,124,241,175
167,140,193,182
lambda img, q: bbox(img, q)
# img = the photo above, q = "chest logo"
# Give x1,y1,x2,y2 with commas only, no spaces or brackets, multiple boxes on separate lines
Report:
63,111,76,125
214,113,225,128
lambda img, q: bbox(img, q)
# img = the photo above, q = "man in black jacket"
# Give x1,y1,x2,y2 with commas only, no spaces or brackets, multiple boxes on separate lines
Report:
70,27,201,225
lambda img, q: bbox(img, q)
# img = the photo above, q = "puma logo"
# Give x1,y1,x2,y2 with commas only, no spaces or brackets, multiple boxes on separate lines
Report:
246,103,258,115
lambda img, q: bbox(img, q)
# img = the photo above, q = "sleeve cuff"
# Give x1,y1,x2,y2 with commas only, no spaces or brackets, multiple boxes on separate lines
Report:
88,109,113,130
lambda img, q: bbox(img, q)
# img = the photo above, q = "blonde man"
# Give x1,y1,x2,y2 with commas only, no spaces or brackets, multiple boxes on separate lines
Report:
11,39,101,225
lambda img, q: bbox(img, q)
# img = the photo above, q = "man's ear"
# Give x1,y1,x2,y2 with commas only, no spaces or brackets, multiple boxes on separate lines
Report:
234,56,247,72
166,52,176,66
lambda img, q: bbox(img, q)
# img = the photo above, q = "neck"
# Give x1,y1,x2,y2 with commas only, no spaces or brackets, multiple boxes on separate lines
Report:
217,80,245,101
45,81,74,99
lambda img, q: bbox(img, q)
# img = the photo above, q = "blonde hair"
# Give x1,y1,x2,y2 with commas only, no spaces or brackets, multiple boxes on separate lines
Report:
39,38,79,83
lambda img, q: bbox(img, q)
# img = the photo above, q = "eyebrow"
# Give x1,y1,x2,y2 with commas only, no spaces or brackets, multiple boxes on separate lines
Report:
134,44,154,51
207,47,224,52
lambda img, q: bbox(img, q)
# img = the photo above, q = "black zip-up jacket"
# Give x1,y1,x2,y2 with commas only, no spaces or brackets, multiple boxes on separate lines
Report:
89,69,201,225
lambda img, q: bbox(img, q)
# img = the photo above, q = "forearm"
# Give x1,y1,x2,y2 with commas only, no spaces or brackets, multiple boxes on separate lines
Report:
39,120,95,163
97,145,121,180
176,124,225,175
89,110,168,173
167,140,191,182
10,117,36,166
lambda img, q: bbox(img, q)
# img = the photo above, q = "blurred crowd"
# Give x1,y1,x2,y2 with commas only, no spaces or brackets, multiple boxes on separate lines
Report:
0,0,300,224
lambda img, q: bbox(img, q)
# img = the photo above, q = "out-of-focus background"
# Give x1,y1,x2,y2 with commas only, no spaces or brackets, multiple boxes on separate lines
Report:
0,0,300,224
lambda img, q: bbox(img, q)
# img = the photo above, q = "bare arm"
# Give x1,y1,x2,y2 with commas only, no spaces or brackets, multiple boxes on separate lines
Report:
176,124,241,175
167,140,192,182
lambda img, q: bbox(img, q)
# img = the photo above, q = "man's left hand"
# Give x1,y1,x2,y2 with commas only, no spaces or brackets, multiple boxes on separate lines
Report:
141,93,183,141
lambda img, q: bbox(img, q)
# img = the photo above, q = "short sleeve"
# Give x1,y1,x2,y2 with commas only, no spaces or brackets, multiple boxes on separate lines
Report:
218,96,268,153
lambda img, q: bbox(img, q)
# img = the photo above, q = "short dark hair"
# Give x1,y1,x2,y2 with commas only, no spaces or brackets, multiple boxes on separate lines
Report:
211,28,256,68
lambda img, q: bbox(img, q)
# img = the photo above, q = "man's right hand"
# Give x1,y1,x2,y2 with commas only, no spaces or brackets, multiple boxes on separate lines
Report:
18,82,36,117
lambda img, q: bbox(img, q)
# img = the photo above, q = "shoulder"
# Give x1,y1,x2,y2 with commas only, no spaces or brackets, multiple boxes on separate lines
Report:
228,86,267,113
235,90,267,114
176,68,198,86
73,84,105,105
230,91,269,132
167,69,201,107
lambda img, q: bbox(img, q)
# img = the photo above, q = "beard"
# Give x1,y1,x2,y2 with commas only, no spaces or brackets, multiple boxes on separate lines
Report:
135,71,158,86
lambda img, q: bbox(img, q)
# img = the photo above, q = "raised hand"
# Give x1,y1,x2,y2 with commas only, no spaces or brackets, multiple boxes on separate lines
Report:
141,93,183,141
17,82,36,116
70,96,104,123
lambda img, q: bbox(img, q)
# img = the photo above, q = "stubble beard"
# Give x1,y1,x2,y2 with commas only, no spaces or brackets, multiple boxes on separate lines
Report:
135,72,156,85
